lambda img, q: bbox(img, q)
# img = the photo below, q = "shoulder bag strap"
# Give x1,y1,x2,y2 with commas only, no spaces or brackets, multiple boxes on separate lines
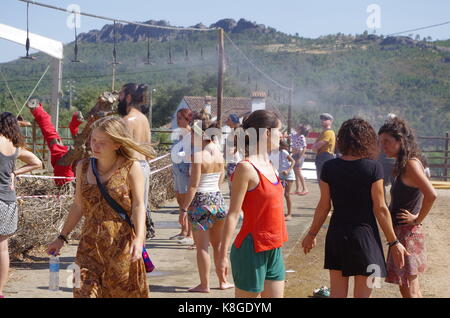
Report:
90,158,133,227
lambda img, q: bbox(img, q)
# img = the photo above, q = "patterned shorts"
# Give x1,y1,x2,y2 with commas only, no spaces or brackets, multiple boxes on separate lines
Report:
0,200,18,236
188,191,227,231
385,225,427,287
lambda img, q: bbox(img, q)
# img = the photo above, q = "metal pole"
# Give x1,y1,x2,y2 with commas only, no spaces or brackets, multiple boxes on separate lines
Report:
287,84,293,149
217,28,224,128
51,58,61,131
445,131,449,181
50,58,62,173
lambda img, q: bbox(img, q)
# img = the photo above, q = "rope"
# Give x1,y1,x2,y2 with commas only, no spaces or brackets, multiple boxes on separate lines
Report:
17,175,76,180
0,71,20,112
148,153,170,164
16,64,51,117
16,153,172,181
149,164,172,176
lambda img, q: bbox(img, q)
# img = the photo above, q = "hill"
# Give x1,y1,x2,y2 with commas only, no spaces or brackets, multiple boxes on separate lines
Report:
0,19,449,137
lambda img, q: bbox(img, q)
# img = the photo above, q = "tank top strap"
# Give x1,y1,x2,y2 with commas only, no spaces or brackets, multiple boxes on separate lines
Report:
410,158,425,171
241,159,279,184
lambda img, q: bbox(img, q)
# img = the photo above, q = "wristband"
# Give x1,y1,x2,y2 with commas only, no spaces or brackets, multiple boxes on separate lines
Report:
57,234,69,244
387,239,399,247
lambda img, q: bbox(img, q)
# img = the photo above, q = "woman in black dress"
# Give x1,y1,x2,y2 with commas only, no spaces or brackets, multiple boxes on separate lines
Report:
302,118,409,298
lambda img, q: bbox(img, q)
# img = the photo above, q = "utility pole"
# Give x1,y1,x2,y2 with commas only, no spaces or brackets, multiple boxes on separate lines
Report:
217,28,225,128
288,83,294,149
65,80,76,109
148,87,156,131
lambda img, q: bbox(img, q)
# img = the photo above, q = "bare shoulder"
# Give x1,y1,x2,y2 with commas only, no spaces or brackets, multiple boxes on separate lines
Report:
404,159,428,181
405,158,424,172
234,160,256,176
75,158,88,174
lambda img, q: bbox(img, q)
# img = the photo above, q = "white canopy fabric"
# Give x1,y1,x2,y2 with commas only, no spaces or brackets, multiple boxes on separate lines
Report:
0,23,63,60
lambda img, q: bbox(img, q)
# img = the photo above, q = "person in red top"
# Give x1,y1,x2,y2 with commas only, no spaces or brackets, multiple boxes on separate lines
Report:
27,99,84,186
219,110,288,298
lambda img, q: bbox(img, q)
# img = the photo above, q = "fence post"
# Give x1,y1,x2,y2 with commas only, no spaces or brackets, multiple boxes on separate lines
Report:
32,120,37,155
445,131,449,181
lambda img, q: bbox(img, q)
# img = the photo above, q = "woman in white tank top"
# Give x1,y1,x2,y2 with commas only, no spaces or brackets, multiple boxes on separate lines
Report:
179,118,234,293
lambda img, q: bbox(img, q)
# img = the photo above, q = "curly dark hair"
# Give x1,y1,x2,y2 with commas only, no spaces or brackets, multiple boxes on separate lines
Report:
337,117,379,159
378,117,422,177
0,112,25,147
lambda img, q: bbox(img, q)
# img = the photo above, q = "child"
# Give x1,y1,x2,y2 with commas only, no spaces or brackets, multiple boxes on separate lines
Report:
272,140,296,221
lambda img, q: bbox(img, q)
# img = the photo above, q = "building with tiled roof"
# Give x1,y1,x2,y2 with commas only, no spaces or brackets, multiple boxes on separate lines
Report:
167,92,284,129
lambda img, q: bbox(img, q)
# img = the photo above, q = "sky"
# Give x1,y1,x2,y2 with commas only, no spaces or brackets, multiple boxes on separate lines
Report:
0,0,449,63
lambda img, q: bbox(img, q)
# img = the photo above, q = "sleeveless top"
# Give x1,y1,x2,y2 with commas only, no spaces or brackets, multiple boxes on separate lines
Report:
389,159,424,226
197,172,221,192
0,147,19,203
232,160,288,253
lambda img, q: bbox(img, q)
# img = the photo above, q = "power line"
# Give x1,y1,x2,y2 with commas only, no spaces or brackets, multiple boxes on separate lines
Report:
18,0,216,32
0,61,217,85
223,32,293,92
387,20,450,36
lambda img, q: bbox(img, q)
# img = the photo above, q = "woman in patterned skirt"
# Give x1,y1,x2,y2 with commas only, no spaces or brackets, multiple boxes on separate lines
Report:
179,117,234,293
47,116,154,298
379,117,437,298
0,112,42,298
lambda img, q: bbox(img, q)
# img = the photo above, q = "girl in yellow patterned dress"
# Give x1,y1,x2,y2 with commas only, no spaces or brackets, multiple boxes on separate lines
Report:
47,116,154,298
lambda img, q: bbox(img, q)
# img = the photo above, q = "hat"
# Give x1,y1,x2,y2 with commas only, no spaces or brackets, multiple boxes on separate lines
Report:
228,113,240,124
319,113,334,121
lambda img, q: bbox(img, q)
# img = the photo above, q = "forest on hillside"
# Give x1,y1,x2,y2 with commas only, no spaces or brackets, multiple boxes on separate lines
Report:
0,26,449,139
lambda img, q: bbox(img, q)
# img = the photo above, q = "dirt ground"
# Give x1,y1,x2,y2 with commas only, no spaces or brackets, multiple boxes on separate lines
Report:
284,186,450,298
4,180,449,298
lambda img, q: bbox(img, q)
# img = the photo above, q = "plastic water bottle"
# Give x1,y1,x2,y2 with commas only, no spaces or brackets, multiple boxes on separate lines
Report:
49,254,60,291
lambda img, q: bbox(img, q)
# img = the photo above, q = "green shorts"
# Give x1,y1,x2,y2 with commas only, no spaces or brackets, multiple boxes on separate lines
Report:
230,235,285,293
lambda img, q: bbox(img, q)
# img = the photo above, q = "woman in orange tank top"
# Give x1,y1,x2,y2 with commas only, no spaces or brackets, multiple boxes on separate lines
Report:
219,110,288,298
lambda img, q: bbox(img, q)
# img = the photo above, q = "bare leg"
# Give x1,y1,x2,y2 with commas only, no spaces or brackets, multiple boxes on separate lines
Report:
236,288,261,298
189,229,210,293
293,166,301,193
209,220,234,290
329,270,349,298
399,275,422,298
261,280,285,298
284,181,293,220
298,168,308,193
175,193,187,237
354,275,373,298
0,236,10,296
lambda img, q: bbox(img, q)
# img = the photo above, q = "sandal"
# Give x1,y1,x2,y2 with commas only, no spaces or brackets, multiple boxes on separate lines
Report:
313,286,330,298
299,191,309,196
169,234,185,240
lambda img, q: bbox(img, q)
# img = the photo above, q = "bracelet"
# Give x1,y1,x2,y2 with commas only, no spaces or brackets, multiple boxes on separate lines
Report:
57,234,69,244
387,239,399,247
180,208,188,213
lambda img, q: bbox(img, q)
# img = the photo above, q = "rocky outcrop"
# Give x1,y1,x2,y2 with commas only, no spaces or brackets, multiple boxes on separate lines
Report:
77,18,273,43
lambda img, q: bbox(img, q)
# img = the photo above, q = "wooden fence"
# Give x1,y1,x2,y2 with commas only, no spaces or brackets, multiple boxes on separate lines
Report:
418,132,449,181
24,126,449,181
